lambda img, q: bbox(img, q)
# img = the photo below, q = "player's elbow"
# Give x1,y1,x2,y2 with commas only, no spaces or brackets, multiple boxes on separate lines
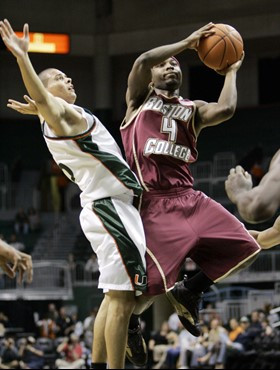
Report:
212,105,235,125
220,104,236,120
135,52,154,69
245,197,276,223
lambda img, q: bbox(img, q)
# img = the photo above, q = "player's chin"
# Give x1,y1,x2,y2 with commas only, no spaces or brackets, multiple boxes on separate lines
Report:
68,92,77,104
166,80,180,90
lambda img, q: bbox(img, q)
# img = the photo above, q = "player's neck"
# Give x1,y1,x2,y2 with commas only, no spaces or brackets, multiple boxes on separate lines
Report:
154,87,179,98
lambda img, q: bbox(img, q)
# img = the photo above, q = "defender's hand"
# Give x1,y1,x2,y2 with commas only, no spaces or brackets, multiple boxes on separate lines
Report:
17,252,33,284
225,165,253,203
8,95,38,115
0,19,29,58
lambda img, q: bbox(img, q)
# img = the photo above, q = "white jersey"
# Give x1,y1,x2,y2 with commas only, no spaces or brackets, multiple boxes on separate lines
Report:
42,105,142,207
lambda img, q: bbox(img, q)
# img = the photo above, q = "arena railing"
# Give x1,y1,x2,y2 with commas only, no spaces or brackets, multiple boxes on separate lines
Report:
0,260,73,300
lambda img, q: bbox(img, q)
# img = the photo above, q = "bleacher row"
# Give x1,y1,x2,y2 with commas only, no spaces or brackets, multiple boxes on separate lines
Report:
190,151,237,207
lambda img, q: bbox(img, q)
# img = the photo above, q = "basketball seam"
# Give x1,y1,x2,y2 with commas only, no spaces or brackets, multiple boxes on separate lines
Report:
220,38,227,69
229,32,243,46
215,24,243,50
227,33,239,61
201,25,243,69
214,24,235,38
203,38,226,68
201,24,229,63
202,38,224,62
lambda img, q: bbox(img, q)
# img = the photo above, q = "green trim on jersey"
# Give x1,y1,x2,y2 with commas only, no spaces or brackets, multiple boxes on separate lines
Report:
92,198,147,292
76,135,143,197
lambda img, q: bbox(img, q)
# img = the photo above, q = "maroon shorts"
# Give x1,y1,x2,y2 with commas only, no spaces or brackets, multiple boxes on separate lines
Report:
140,188,261,296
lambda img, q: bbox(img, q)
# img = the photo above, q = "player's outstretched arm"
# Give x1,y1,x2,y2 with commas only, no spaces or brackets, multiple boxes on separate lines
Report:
0,19,84,136
249,216,280,249
0,20,64,124
126,23,215,115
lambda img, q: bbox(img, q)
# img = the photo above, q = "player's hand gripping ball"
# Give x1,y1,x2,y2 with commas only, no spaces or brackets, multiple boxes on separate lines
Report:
197,23,244,71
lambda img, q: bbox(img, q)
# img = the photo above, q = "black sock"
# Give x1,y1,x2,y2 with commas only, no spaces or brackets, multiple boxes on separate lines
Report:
184,271,214,294
91,363,107,369
129,314,140,330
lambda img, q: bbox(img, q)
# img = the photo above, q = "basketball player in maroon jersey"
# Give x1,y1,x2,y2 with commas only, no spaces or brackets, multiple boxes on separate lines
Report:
120,22,261,364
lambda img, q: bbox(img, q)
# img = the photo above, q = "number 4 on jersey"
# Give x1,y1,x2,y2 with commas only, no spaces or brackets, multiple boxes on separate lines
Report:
161,117,178,142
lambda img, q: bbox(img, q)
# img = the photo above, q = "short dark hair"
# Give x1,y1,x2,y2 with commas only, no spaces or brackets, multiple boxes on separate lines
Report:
38,68,56,87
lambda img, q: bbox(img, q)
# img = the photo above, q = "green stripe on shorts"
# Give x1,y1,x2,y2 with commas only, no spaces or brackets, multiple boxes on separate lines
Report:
92,198,147,292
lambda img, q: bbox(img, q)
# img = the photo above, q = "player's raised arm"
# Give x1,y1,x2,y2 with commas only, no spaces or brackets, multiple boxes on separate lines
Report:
0,19,85,136
194,52,244,135
126,23,215,120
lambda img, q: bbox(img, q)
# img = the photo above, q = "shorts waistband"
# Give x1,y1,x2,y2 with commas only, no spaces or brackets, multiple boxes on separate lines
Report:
144,187,194,199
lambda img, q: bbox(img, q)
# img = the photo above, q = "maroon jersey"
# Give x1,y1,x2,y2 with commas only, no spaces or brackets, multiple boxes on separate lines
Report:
121,92,198,191
121,91,261,296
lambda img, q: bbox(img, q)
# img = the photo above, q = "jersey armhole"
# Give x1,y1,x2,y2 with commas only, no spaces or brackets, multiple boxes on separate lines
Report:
189,104,198,142
120,88,154,130
42,117,96,141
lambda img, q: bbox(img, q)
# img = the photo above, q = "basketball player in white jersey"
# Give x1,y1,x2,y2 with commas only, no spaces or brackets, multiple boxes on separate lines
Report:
0,19,147,369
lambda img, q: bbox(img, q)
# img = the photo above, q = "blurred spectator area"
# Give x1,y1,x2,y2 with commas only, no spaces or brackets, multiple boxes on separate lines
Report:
0,219,40,255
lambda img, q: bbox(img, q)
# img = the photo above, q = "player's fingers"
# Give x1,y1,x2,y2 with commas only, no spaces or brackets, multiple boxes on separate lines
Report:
7,105,21,112
1,264,15,279
229,168,236,175
17,266,24,285
23,23,29,39
7,103,23,112
11,256,20,274
19,254,33,283
204,22,215,29
244,171,251,179
8,100,23,108
27,257,33,283
0,22,10,39
8,99,19,105
235,165,244,174
24,261,33,284
27,266,33,283
4,19,14,36
24,95,34,104
203,31,216,39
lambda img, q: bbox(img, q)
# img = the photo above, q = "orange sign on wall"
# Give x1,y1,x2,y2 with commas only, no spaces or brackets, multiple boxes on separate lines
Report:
15,32,70,54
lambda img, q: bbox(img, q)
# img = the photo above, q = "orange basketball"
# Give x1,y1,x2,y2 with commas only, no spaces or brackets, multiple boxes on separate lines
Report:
197,24,244,70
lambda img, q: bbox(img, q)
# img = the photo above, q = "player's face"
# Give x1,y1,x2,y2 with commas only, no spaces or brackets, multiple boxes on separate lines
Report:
151,58,182,91
46,69,77,104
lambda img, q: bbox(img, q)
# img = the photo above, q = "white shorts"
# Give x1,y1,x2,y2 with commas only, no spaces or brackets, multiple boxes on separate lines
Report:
80,194,147,295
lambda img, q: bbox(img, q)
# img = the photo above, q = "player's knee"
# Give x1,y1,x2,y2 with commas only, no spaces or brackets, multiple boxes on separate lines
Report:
113,301,135,319
106,291,136,316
